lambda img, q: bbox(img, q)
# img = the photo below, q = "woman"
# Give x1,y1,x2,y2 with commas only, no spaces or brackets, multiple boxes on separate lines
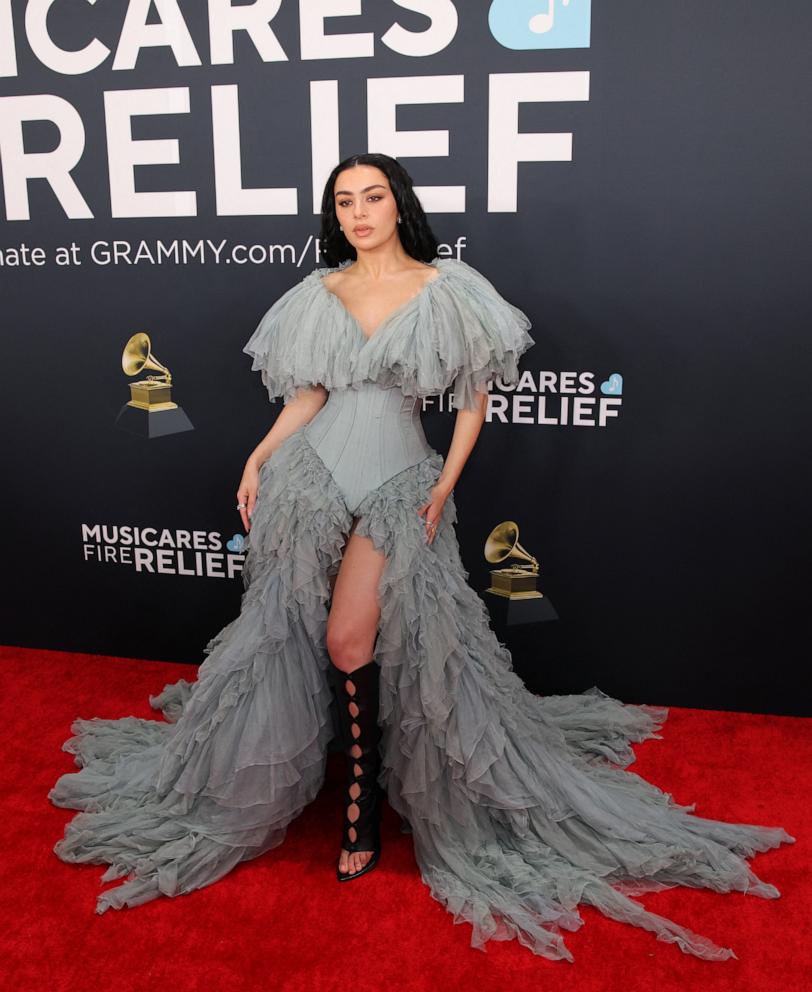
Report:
49,153,794,963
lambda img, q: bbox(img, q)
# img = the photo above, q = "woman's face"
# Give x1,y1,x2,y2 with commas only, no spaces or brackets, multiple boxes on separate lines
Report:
332,165,400,252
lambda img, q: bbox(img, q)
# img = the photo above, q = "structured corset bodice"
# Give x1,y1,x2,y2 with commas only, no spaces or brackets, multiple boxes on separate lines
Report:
303,383,434,514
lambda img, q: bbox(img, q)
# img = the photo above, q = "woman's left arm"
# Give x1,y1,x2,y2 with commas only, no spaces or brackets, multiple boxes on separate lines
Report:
417,389,489,544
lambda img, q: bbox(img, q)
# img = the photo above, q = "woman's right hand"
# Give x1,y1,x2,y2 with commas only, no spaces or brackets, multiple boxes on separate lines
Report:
237,459,261,532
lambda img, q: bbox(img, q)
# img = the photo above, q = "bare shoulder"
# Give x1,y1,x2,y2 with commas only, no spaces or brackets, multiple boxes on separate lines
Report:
321,269,344,293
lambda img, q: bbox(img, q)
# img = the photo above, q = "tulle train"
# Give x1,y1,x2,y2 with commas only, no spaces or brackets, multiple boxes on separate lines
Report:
49,428,795,959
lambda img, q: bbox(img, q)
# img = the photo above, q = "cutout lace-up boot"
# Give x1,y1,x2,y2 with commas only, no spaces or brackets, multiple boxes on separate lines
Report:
328,659,384,881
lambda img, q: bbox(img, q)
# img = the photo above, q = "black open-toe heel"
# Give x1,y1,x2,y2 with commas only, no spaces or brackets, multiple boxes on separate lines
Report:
328,660,384,882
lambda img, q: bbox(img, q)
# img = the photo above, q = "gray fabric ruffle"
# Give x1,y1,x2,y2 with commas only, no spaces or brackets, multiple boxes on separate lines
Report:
242,257,536,411
350,447,794,961
49,428,795,960
48,428,352,913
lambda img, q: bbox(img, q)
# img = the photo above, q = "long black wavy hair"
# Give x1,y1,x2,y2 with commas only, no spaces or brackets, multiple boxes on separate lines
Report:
319,153,439,267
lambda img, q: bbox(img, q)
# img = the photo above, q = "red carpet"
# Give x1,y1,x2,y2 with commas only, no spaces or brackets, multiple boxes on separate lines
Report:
3,645,808,992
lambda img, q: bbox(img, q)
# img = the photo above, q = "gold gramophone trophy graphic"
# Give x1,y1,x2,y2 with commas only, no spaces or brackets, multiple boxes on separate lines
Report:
484,520,558,621
115,332,194,437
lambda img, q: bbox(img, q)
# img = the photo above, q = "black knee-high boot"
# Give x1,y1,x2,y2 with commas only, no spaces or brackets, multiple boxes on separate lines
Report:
327,659,384,881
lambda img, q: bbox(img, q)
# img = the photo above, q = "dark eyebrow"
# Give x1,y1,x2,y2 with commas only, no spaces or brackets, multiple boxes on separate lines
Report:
333,184,387,197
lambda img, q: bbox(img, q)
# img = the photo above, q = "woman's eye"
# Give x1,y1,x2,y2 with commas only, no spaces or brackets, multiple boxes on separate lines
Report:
336,195,382,206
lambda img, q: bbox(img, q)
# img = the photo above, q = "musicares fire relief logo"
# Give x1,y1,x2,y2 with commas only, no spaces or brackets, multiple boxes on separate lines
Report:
81,523,246,579
462,369,623,426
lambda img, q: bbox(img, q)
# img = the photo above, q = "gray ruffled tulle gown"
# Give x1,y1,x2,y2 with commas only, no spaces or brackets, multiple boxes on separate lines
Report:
48,257,795,962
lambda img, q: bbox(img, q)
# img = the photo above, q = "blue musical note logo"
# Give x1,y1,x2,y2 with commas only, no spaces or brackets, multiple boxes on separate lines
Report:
488,0,591,50
226,534,246,553
600,373,623,396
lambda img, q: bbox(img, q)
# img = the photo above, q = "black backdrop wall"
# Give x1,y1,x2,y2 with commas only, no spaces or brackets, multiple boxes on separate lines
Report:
1,2,809,715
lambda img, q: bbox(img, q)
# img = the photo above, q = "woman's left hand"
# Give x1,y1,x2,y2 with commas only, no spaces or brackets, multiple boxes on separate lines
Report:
417,483,451,545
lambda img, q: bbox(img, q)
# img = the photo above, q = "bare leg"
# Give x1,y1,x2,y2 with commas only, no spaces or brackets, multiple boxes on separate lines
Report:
326,517,387,876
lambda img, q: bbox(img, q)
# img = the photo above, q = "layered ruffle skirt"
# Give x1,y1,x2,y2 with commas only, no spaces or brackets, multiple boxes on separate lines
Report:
48,428,795,962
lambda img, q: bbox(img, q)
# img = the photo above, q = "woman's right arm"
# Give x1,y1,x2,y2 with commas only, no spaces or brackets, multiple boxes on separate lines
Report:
237,385,328,532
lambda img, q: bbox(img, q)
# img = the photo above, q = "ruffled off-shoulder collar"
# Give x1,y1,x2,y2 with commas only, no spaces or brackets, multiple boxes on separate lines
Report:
243,256,535,410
